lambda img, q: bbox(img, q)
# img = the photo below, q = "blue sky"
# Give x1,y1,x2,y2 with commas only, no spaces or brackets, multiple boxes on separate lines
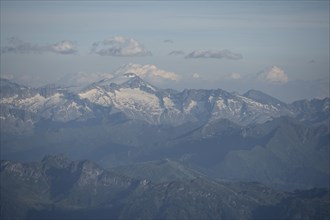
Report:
1,1,329,102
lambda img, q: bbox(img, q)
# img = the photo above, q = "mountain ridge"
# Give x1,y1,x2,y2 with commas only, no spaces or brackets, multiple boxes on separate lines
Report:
1,76,328,134
1,156,329,220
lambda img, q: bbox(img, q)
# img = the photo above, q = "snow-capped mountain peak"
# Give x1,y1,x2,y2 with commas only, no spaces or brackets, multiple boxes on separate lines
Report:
1,78,329,133
89,72,157,92
120,74,157,92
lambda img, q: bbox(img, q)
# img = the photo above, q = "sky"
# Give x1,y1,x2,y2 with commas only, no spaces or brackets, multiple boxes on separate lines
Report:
0,0,329,102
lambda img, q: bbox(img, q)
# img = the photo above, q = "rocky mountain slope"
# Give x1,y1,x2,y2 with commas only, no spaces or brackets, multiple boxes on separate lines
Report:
1,156,329,220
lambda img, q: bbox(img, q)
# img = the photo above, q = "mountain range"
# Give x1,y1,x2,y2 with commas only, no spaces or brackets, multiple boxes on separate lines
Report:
1,72,328,132
1,155,329,220
1,70,329,219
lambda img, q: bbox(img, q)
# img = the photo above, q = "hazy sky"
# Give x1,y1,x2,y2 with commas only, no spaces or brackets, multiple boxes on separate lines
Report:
1,1,329,102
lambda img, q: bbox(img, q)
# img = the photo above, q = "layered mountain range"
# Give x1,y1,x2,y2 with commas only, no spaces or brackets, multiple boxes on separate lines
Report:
1,72,329,191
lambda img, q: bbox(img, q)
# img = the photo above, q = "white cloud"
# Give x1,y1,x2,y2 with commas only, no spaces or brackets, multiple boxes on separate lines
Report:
192,73,200,78
257,66,288,84
91,36,151,57
0,37,77,55
114,63,180,82
185,49,243,60
50,41,77,55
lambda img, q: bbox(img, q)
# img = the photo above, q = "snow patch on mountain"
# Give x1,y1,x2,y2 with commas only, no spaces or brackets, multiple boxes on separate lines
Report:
79,88,112,107
184,100,197,113
110,88,162,116
163,97,176,110
1,93,63,113
215,98,225,110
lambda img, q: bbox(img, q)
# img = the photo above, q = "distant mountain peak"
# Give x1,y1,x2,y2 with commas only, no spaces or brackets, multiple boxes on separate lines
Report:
244,89,287,106
121,74,157,91
0,78,27,89
90,71,157,91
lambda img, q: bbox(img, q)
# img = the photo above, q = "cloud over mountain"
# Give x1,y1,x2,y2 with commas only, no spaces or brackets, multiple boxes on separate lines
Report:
49,41,77,55
185,49,243,60
91,36,151,57
114,63,180,82
257,66,288,84
0,37,77,55
226,73,241,80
